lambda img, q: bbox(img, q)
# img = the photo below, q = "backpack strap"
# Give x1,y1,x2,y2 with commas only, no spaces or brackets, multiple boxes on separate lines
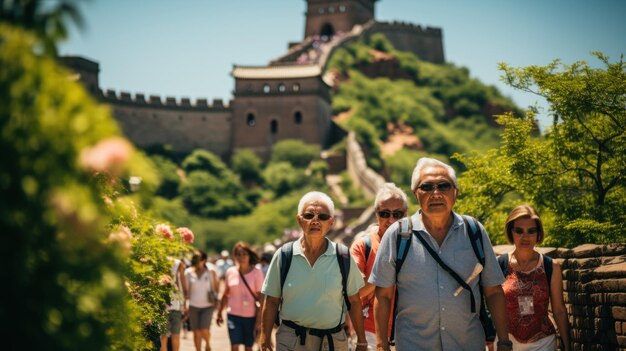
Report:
390,217,413,345
364,234,372,263
462,215,485,265
497,253,510,277
279,241,295,294
395,218,413,274
543,254,553,295
462,215,496,341
336,243,352,311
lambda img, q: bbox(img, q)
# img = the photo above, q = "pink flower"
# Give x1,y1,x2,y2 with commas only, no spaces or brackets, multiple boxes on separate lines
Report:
79,137,132,174
140,257,149,263
156,224,173,240
158,275,172,285
108,225,133,253
177,227,194,243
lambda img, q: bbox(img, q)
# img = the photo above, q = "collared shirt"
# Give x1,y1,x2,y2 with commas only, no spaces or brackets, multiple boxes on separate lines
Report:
369,211,505,351
263,237,365,329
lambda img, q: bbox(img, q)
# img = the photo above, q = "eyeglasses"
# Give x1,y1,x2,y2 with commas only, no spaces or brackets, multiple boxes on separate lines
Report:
417,182,453,192
512,227,538,236
377,210,405,219
301,212,332,221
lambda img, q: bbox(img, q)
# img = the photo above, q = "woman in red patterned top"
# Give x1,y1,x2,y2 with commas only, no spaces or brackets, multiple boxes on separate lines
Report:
501,205,571,350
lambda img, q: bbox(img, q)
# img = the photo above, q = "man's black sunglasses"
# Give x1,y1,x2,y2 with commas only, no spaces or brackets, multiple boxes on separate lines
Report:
417,182,453,192
377,210,405,219
301,213,332,221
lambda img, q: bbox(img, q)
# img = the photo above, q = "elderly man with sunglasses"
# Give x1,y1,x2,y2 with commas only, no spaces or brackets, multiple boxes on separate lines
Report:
369,158,512,351
260,191,367,351
350,183,408,350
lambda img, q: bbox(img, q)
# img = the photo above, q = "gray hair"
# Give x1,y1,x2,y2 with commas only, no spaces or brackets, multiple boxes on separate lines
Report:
297,191,335,216
374,183,408,210
410,157,458,192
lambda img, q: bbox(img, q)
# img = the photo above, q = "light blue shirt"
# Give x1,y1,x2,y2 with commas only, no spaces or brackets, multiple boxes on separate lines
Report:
263,237,365,329
369,211,505,351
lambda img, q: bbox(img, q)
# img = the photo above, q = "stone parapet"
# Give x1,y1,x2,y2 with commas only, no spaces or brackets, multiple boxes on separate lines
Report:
100,89,230,111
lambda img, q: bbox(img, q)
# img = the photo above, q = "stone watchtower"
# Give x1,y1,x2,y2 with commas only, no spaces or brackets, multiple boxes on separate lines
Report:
230,65,333,161
304,0,378,39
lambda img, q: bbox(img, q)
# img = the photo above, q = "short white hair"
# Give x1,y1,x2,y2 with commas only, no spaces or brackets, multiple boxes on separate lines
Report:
374,183,408,209
410,157,458,192
297,191,335,216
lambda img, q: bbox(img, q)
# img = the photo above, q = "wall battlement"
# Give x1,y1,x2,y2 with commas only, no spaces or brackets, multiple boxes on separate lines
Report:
372,21,443,36
101,89,231,111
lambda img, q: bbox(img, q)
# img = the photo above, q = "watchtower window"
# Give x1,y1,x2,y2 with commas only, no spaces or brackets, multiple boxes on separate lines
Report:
246,113,256,127
320,23,334,40
339,5,346,12
263,84,271,93
292,83,300,92
270,120,278,134
294,111,303,124
278,83,286,93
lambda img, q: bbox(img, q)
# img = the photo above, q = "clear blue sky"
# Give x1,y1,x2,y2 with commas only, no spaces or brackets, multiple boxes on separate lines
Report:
60,0,625,131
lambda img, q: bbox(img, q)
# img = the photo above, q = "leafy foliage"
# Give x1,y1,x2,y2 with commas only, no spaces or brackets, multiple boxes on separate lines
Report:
455,54,626,247
270,139,320,168
231,149,264,185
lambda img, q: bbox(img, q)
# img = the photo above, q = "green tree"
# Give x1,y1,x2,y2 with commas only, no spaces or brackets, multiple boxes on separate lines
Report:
231,149,263,185
150,154,180,199
179,170,252,218
0,0,84,55
455,53,626,247
270,139,319,168
262,162,305,197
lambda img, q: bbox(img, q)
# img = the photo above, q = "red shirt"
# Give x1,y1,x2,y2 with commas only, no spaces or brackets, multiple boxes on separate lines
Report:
502,254,556,342
350,226,395,335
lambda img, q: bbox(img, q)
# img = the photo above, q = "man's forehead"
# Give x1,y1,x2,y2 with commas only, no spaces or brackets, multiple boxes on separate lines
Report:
302,201,330,211
420,166,451,179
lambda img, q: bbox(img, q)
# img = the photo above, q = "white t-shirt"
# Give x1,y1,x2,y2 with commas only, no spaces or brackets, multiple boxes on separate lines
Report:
185,266,217,308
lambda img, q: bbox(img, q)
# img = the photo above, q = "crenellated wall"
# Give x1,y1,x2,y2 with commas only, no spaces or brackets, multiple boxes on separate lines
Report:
494,244,626,350
101,90,232,157
367,21,445,63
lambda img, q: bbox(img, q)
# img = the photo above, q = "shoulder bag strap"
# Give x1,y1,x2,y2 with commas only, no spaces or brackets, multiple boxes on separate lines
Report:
413,231,477,313
238,269,259,301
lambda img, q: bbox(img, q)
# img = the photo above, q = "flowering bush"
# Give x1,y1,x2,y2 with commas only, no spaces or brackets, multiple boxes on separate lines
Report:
1,25,196,350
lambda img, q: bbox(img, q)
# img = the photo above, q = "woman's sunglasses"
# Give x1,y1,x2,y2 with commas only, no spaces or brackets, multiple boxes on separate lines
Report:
417,182,453,192
513,227,538,236
301,213,331,221
377,210,405,219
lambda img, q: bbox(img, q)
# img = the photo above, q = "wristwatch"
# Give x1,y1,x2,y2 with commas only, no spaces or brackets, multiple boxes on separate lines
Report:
496,339,513,348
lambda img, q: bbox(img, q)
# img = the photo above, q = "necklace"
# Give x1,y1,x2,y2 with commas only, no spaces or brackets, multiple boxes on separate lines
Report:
512,252,538,273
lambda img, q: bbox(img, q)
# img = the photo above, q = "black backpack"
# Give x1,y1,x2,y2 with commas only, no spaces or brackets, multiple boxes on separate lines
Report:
392,215,496,343
275,240,352,325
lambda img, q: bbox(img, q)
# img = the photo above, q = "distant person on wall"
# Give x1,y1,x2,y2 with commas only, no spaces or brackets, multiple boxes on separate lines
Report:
216,249,235,288
350,183,408,350
369,157,511,351
499,205,571,351
260,191,368,351
160,257,188,351
216,241,265,351
186,251,219,351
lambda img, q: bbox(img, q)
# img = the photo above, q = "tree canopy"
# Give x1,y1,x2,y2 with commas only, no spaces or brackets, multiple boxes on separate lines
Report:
454,53,626,247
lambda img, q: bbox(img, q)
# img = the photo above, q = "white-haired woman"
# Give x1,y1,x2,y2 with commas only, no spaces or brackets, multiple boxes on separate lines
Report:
260,191,368,351
350,183,408,350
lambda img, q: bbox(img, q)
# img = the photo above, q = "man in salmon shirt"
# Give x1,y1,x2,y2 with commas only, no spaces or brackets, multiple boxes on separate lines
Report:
350,183,408,350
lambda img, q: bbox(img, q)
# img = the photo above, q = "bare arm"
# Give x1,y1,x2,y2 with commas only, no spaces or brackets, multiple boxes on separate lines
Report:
216,282,230,327
178,263,188,311
550,262,571,351
347,293,368,350
261,295,280,351
483,285,511,351
374,286,394,350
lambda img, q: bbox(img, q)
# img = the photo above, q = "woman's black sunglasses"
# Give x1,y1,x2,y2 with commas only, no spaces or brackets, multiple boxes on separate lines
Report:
417,182,453,192
377,210,405,219
301,213,332,221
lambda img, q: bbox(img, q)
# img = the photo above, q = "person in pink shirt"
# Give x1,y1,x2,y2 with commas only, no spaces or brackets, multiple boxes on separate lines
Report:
216,241,265,351
350,183,408,350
